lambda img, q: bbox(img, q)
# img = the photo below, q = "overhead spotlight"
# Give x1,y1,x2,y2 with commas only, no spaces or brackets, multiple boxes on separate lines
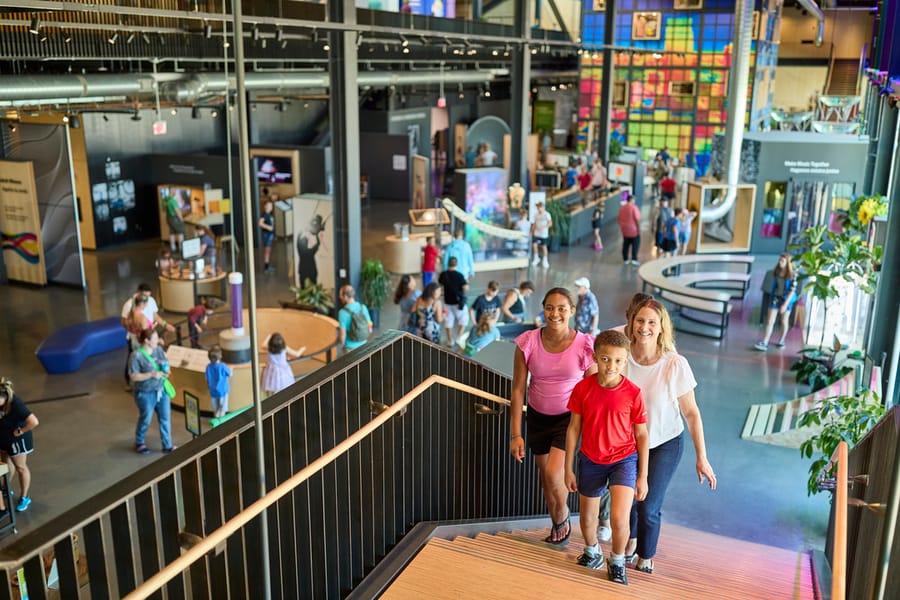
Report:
158,33,165,45
8,122,17,133
530,46,538,55
191,107,201,119
492,48,499,56
126,32,135,44
551,85,557,91
210,109,218,118
142,33,150,44
205,22,213,39
280,39,288,49
29,15,40,35
484,83,492,98
303,102,309,108
420,35,428,45
276,27,284,43
39,31,48,43
62,115,69,124
323,41,331,52
355,31,363,48
171,108,178,115
252,24,260,41
400,34,409,48
63,30,72,43
503,44,510,57
102,115,109,122
403,46,410,54
458,83,465,99
652,52,663,59
278,101,287,112
107,32,118,44
261,38,267,49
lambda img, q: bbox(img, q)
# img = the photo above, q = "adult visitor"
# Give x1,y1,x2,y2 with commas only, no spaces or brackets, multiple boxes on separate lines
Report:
509,287,597,545
624,299,716,574
129,329,176,455
0,378,39,512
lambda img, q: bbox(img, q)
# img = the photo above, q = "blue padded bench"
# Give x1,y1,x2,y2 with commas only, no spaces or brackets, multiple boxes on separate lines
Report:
35,316,127,374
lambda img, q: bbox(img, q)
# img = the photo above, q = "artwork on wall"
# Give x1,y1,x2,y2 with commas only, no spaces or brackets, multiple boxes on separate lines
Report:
674,0,702,9
592,0,606,10
613,81,629,107
292,194,334,293
632,12,661,40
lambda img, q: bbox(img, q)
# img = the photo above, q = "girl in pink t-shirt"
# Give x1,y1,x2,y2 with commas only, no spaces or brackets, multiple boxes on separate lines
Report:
510,287,596,545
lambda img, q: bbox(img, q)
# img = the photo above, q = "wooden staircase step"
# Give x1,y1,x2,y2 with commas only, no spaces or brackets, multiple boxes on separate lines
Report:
384,523,816,600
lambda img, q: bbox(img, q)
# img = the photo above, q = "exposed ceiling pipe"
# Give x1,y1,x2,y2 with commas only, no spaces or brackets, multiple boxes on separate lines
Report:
0,69,508,104
795,0,826,46
703,0,753,224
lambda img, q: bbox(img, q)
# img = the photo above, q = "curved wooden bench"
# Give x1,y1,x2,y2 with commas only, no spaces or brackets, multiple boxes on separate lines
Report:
668,272,752,299
638,255,754,339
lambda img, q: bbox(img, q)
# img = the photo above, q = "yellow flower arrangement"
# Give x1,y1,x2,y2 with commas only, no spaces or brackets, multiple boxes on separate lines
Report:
845,195,887,231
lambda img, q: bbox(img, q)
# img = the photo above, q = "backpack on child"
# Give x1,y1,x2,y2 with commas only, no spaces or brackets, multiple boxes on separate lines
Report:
342,305,370,342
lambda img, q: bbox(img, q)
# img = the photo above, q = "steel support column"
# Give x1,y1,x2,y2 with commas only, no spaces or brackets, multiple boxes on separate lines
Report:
509,0,533,187
328,0,362,291
596,0,616,160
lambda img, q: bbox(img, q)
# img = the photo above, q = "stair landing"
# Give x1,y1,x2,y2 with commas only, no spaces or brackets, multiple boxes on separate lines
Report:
383,523,815,599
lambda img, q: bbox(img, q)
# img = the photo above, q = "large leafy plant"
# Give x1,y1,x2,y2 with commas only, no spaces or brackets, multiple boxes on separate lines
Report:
545,199,570,243
788,225,879,350
358,258,391,310
798,389,885,496
289,279,335,315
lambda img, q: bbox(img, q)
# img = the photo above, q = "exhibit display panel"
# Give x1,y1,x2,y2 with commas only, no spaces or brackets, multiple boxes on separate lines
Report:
291,194,334,292
442,197,528,273
250,148,300,199
686,182,756,253
0,160,47,285
158,186,227,241
453,168,509,255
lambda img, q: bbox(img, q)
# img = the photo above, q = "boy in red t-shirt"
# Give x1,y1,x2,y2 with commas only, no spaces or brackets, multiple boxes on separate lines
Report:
565,329,648,585
421,236,439,286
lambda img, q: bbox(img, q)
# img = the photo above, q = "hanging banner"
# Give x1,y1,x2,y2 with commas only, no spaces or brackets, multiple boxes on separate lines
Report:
0,160,47,285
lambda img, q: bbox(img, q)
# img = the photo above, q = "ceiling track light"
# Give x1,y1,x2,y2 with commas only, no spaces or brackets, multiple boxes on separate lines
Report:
276,27,284,43
29,15,40,35
142,33,150,44
39,31,48,43
252,24,260,42
191,107,201,119
210,109,218,118
400,34,409,48
107,31,118,45
63,30,72,43
205,22,213,39
131,109,141,121
126,32,135,44
171,108,178,116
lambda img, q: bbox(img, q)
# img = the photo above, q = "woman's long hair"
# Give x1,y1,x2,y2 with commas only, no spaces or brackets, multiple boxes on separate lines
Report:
774,253,795,280
628,299,676,355
476,310,497,337
0,377,14,416
393,274,412,304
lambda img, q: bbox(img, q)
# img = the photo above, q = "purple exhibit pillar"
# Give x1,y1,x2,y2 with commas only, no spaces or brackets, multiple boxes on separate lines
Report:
229,272,244,334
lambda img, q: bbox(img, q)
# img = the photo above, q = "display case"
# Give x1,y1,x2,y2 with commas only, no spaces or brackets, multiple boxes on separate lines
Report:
158,186,227,241
158,261,227,313
686,182,756,253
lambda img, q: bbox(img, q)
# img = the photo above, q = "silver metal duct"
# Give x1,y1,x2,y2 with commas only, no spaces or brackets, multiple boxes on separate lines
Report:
0,69,508,104
702,0,754,223
796,0,826,46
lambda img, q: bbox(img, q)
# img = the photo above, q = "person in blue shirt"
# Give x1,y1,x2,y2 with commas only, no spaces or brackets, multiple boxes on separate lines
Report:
754,254,798,351
464,309,501,356
443,227,475,280
338,285,373,352
205,346,233,419
659,208,681,257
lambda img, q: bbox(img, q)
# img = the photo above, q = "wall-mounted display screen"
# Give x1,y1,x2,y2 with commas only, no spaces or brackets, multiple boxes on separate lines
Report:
256,156,294,184
608,162,635,184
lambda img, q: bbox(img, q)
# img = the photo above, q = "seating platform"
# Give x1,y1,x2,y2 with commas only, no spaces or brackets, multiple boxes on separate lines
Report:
639,255,755,339
35,316,127,374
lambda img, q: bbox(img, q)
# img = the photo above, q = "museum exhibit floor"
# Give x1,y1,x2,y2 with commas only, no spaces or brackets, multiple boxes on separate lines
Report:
0,198,829,554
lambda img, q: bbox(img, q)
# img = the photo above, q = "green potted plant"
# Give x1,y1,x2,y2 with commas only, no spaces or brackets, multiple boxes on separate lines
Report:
609,136,623,161
358,258,391,328
797,389,885,496
545,199,570,251
286,279,335,315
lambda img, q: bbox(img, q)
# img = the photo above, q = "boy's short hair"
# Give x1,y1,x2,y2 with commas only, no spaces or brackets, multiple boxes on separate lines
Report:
208,345,223,362
593,329,630,352
487,280,500,292
426,236,434,243
448,256,458,267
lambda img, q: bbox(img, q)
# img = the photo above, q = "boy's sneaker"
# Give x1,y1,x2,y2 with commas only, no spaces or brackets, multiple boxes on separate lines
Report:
532,257,540,266
607,562,628,585
576,551,605,570
754,341,769,351
15,496,32,512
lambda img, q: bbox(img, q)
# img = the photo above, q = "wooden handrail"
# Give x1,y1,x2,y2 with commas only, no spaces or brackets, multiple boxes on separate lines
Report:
830,441,848,600
124,374,515,600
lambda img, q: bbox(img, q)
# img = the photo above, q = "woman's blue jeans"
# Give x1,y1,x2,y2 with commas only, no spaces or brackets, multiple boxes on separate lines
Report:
630,431,684,559
134,387,172,449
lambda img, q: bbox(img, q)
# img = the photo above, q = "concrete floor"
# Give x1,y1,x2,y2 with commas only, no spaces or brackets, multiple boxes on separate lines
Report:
0,198,829,553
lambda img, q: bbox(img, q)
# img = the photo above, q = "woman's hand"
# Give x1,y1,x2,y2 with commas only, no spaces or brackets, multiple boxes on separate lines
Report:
509,435,525,463
696,457,717,489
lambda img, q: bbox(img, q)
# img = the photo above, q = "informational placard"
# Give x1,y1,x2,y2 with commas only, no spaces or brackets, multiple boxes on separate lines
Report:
184,390,201,437
0,160,47,285
165,344,211,372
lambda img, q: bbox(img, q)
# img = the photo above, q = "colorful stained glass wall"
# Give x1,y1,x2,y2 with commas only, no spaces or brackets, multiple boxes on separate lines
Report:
579,0,781,165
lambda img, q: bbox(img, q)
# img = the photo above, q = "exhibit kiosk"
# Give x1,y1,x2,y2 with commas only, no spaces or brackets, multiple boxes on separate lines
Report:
684,182,756,254
158,236,227,313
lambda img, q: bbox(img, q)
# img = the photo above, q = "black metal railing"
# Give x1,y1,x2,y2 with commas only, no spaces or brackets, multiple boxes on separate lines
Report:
0,331,556,599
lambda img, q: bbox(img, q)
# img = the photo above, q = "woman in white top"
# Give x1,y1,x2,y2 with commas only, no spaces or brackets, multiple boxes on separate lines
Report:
624,298,716,574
